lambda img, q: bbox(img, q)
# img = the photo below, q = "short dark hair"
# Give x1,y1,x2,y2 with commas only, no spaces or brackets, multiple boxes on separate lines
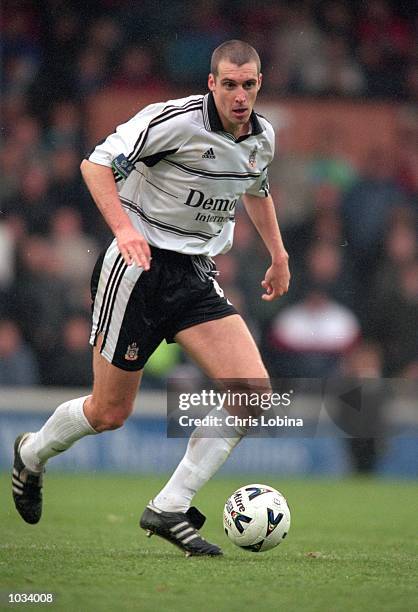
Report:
210,40,261,76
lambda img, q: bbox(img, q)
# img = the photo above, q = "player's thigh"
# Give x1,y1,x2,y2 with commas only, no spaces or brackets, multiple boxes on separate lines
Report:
174,314,268,380
87,337,143,424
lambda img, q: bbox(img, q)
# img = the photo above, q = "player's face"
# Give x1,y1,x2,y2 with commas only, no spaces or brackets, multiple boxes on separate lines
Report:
208,60,262,137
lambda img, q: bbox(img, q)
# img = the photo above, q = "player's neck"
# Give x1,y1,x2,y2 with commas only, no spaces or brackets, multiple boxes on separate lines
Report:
223,119,251,139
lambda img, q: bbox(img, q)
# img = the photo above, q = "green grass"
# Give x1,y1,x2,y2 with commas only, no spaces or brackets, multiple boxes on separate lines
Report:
1,474,417,612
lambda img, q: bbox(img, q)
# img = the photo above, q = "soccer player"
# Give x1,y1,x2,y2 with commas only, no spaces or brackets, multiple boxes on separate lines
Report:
12,40,290,556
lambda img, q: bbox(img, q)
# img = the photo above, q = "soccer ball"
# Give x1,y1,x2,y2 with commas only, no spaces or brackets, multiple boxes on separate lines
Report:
223,484,291,552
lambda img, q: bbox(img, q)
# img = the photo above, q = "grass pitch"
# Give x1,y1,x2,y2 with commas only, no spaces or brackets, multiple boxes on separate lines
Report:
1,474,417,611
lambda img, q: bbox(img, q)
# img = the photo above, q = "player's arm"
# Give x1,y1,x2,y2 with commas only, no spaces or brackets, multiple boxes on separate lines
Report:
80,159,151,270
241,192,290,301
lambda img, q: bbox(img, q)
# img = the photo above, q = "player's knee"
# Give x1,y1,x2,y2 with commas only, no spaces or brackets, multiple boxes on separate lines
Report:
96,413,127,432
87,397,133,432
224,377,272,396
223,377,272,420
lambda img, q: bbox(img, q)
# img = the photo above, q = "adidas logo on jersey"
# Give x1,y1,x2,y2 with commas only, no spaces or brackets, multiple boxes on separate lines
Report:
202,147,216,159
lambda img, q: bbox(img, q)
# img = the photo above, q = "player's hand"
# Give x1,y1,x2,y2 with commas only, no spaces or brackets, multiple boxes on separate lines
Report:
115,226,151,270
261,256,290,301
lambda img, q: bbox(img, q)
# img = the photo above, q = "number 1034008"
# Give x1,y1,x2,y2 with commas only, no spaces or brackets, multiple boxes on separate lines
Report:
8,593,54,604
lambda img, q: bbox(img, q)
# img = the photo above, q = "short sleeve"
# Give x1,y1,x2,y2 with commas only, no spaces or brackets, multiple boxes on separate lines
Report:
87,97,202,178
245,166,271,198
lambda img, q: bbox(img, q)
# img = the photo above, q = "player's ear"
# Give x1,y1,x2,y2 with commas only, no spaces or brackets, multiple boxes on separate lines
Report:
208,73,215,91
257,73,263,91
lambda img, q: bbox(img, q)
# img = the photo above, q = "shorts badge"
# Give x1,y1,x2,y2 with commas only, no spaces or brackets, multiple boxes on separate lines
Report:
125,342,139,361
248,146,258,168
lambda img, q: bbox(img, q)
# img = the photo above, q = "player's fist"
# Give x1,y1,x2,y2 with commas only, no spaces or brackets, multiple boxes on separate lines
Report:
261,256,290,301
116,225,151,270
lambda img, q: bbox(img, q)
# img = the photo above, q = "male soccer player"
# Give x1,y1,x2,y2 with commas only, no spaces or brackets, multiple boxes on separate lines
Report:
12,40,290,556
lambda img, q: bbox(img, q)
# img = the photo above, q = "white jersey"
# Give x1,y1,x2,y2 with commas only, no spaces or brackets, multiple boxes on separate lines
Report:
88,93,275,256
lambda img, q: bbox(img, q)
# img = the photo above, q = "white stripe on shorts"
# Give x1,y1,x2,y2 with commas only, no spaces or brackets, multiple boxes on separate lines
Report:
90,241,120,346
90,239,143,363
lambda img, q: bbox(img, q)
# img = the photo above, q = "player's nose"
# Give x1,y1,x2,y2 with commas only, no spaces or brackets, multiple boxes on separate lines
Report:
235,89,247,103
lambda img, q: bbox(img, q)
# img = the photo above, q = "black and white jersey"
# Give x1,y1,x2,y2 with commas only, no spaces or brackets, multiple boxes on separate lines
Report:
88,92,275,256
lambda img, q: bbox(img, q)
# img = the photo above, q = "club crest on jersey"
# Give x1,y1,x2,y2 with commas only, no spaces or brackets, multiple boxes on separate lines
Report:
125,342,139,361
248,145,258,168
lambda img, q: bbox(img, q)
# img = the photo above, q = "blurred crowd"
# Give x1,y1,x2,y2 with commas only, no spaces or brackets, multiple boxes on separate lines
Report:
0,0,417,387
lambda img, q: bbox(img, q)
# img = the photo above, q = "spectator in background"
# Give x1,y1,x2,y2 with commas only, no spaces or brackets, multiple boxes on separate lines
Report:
404,62,418,103
396,124,418,200
356,0,413,99
402,358,418,379
283,181,344,265
5,163,53,235
88,15,122,56
49,207,99,309
297,35,365,96
75,47,109,97
269,143,313,230
311,183,344,242
319,1,354,42
45,101,84,152
268,286,361,378
47,147,94,229
13,236,69,365
368,259,418,376
372,207,417,300
357,0,414,62
9,114,44,161
1,90,27,128
25,12,73,120
310,125,357,192
273,2,324,94
0,319,40,386
357,40,402,99
46,314,92,386
0,221,17,302
0,143,23,202
2,51,40,98
233,1,286,75
292,240,355,308
1,4,41,97
47,147,86,203
164,0,230,85
109,46,161,91
342,149,404,287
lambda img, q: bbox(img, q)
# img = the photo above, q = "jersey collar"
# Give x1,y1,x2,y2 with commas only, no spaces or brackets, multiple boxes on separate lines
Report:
203,92,264,140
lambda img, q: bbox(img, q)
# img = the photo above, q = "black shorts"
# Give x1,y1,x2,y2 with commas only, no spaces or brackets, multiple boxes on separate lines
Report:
90,241,237,371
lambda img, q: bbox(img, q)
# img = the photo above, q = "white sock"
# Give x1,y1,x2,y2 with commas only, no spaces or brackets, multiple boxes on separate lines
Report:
153,408,243,513
20,396,97,472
